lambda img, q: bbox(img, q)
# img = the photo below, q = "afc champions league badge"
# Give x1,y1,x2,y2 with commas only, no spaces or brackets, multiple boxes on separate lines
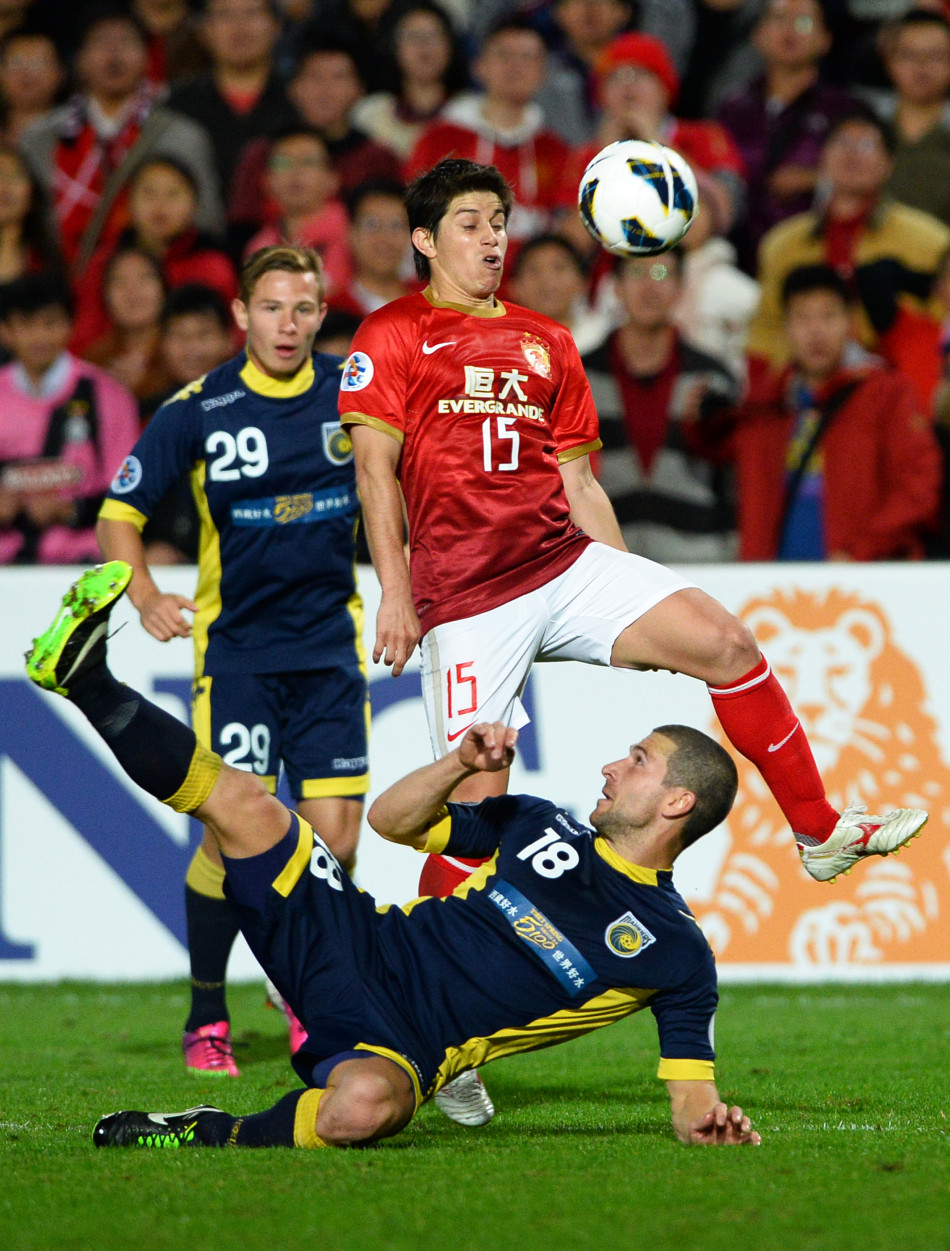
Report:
521,334,551,379
110,455,142,494
341,351,374,392
605,911,656,958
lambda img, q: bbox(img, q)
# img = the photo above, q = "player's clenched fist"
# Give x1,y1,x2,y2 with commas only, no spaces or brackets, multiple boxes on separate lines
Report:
457,722,518,774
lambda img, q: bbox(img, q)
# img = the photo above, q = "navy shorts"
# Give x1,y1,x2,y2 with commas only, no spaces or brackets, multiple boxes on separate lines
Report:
222,814,429,1106
192,667,369,800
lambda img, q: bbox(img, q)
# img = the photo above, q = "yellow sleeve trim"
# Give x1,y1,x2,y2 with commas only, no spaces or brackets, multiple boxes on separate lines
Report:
293,1089,328,1149
556,438,602,465
272,816,316,898
300,774,369,799
657,1058,716,1082
185,844,227,899
98,498,148,531
341,412,404,444
421,807,452,854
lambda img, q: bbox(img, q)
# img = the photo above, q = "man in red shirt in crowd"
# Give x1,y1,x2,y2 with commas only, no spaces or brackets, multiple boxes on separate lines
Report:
693,264,941,561
340,158,927,1123
406,19,569,247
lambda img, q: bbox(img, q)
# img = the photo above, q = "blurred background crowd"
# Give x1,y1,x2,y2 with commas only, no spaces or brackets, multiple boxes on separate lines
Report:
2,0,950,568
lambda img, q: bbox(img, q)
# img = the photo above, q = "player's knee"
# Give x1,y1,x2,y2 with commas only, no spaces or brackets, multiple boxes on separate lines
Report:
712,616,760,680
203,766,285,854
319,1070,412,1145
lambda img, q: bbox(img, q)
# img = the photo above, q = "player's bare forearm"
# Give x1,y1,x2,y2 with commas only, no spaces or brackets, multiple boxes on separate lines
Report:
666,1079,762,1146
350,424,420,674
559,454,626,551
369,722,518,848
97,517,196,641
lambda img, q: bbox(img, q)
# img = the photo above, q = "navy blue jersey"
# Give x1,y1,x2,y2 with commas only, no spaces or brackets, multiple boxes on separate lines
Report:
100,352,362,675
227,794,718,1099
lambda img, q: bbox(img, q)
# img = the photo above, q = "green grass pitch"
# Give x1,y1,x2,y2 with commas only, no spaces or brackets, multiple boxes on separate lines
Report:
0,981,948,1251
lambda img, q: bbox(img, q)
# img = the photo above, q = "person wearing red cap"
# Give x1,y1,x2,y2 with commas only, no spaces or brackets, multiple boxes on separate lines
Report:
559,31,746,258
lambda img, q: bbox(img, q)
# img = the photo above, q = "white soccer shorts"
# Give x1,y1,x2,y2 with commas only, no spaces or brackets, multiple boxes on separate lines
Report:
420,542,694,757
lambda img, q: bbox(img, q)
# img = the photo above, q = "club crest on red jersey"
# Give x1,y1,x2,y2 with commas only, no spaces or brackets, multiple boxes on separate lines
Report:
521,335,551,379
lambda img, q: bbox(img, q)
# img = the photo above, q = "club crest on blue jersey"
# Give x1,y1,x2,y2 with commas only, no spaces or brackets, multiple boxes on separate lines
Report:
341,351,374,391
110,455,142,494
322,421,354,465
605,911,656,958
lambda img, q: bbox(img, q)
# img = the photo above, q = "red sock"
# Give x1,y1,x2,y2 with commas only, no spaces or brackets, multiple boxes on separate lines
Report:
418,853,486,898
708,655,838,842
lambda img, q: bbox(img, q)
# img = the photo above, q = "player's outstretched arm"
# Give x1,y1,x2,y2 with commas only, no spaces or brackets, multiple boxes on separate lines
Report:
559,454,627,551
349,424,420,676
97,517,196,642
368,722,518,848
666,1080,762,1146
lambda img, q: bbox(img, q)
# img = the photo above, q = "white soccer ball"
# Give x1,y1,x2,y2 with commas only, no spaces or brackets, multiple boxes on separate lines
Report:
577,139,698,257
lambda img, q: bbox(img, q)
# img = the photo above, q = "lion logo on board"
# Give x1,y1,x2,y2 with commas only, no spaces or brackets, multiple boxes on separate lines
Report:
689,588,947,968
521,335,551,379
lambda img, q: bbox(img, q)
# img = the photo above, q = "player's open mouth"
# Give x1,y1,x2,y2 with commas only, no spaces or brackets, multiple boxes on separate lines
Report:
483,254,501,269
275,344,298,357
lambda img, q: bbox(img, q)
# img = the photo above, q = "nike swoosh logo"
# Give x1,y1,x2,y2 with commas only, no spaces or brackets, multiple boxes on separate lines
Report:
446,722,475,742
422,340,456,354
767,722,800,753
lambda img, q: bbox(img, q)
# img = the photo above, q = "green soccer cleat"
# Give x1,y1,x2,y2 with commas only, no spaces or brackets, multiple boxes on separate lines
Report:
25,561,132,696
93,1106,225,1149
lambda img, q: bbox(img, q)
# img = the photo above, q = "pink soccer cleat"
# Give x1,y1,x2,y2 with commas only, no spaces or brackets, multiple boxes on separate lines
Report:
265,979,308,1055
182,1021,240,1077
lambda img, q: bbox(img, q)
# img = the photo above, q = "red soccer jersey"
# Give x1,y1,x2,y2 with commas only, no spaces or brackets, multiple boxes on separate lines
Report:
339,291,601,635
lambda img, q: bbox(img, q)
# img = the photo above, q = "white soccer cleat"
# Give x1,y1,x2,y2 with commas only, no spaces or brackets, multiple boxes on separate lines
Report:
433,1070,495,1127
797,802,928,883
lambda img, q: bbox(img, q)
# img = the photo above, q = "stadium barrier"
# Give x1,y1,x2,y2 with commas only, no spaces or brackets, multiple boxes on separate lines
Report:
2,563,948,982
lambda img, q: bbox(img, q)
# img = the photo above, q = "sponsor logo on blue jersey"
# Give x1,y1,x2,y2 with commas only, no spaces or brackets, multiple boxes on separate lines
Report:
231,486,356,527
110,455,142,494
605,911,656,958
322,422,354,465
489,879,596,997
200,389,246,411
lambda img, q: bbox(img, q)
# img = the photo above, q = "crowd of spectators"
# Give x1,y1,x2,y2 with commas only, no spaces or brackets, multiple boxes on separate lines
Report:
1,0,949,567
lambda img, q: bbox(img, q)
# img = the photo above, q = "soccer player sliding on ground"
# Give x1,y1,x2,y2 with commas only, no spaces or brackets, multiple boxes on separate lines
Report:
29,563,762,1149
341,157,928,1125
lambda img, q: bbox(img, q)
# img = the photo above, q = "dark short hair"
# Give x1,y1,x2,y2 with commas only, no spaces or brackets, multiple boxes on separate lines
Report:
481,16,548,49
161,283,231,330
268,124,331,158
781,263,852,308
344,178,407,221
885,9,950,45
653,725,738,848
405,158,514,281
198,0,282,19
130,154,199,197
77,3,148,50
104,241,165,290
314,308,362,348
825,106,896,156
292,34,363,83
0,270,73,320
512,232,586,278
613,244,683,276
